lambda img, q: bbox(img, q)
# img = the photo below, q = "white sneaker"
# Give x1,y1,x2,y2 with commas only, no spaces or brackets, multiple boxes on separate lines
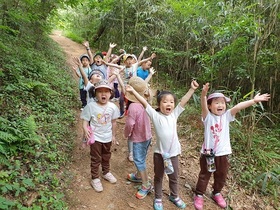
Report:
91,178,103,192
102,172,117,184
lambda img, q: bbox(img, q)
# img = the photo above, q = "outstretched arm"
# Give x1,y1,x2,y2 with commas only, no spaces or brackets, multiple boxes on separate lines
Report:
138,46,147,61
201,83,210,119
230,93,270,116
145,67,156,83
83,41,94,64
104,43,117,62
179,80,199,107
102,59,124,70
138,53,156,66
126,85,148,108
71,65,81,78
73,57,89,86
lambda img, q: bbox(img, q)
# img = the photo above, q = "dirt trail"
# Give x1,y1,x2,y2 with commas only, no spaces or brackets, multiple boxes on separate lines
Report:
50,31,274,210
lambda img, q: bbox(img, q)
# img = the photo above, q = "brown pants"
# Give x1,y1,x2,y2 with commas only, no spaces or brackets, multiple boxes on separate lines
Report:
90,141,112,179
195,154,229,195
153,153,179,199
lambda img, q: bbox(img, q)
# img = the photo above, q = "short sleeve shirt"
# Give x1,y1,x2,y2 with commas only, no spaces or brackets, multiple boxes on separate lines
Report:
80,101,120,143
137,66,149,80
91,64,108,79
124,103,152,142
146,104,184,157
200,110,235,156
124,63,138,84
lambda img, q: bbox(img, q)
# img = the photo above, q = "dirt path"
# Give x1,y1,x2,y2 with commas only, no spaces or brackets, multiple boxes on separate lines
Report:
50,31,274,210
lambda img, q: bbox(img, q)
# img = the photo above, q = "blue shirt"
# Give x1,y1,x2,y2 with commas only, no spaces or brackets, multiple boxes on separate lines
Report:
137,66,149,80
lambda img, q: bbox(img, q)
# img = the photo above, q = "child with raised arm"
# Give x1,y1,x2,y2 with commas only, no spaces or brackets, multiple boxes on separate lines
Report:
72,54,92,110
193,83,270,210
80,80,120,193
124,76,153,199
126,80,199,210
83,41,117,79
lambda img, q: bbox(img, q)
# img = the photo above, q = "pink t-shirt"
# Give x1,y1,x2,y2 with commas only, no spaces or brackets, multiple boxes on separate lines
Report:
124,102,152,142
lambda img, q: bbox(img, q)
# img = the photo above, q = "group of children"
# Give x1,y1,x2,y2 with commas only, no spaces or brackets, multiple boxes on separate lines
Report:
72,42,270,210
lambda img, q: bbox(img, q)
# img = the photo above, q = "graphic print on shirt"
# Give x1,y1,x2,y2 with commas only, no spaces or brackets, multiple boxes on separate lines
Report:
210,119,222,148
97,113,110,125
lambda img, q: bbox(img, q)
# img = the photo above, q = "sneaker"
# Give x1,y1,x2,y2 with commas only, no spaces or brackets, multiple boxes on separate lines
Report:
194,195,204,210
127,173,142,183
153,199,163,210
102,172,117,184
118,112,125,119
211,193,227,208
91,178,103,192
128,153,134,162
136,183,153,199
169,196,186,209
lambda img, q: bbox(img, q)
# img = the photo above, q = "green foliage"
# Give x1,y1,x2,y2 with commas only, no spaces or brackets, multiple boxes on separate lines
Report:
0,0,279,208
0,11,78,207
64,30,84,43
231,126,280,200
54,0,280,113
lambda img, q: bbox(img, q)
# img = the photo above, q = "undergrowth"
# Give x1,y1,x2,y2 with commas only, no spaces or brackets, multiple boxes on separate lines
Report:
0,31,78,209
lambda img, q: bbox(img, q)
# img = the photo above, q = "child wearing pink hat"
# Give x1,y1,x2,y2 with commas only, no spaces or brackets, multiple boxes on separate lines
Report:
194,83,270,210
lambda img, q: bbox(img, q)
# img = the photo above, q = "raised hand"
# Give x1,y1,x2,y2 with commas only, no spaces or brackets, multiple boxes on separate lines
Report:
253,93,270,103
191,80,199,90
151,53,156,59
110,43,117,48
72,57,82,66
202,83,210,96
149,67,156,75
82,41,90,48
125,85,134,93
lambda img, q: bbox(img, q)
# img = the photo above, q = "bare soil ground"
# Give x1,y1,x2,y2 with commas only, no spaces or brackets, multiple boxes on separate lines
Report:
50,31,274,210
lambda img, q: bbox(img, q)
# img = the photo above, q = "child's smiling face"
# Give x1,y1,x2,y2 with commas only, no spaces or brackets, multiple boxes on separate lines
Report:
208,97,227,116
159,94,175,115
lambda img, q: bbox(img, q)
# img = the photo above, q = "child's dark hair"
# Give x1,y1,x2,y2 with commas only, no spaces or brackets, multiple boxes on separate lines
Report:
155,90,177,112
88,86,95,98
126,100,133,110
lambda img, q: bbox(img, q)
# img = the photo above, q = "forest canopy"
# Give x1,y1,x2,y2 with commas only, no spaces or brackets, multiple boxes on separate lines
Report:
53,0,280,114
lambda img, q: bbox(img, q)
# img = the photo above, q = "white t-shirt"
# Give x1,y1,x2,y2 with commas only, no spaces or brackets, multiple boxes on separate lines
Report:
80,101,120,143
124,63,138,84
200,110,235,156
146,104,184,157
